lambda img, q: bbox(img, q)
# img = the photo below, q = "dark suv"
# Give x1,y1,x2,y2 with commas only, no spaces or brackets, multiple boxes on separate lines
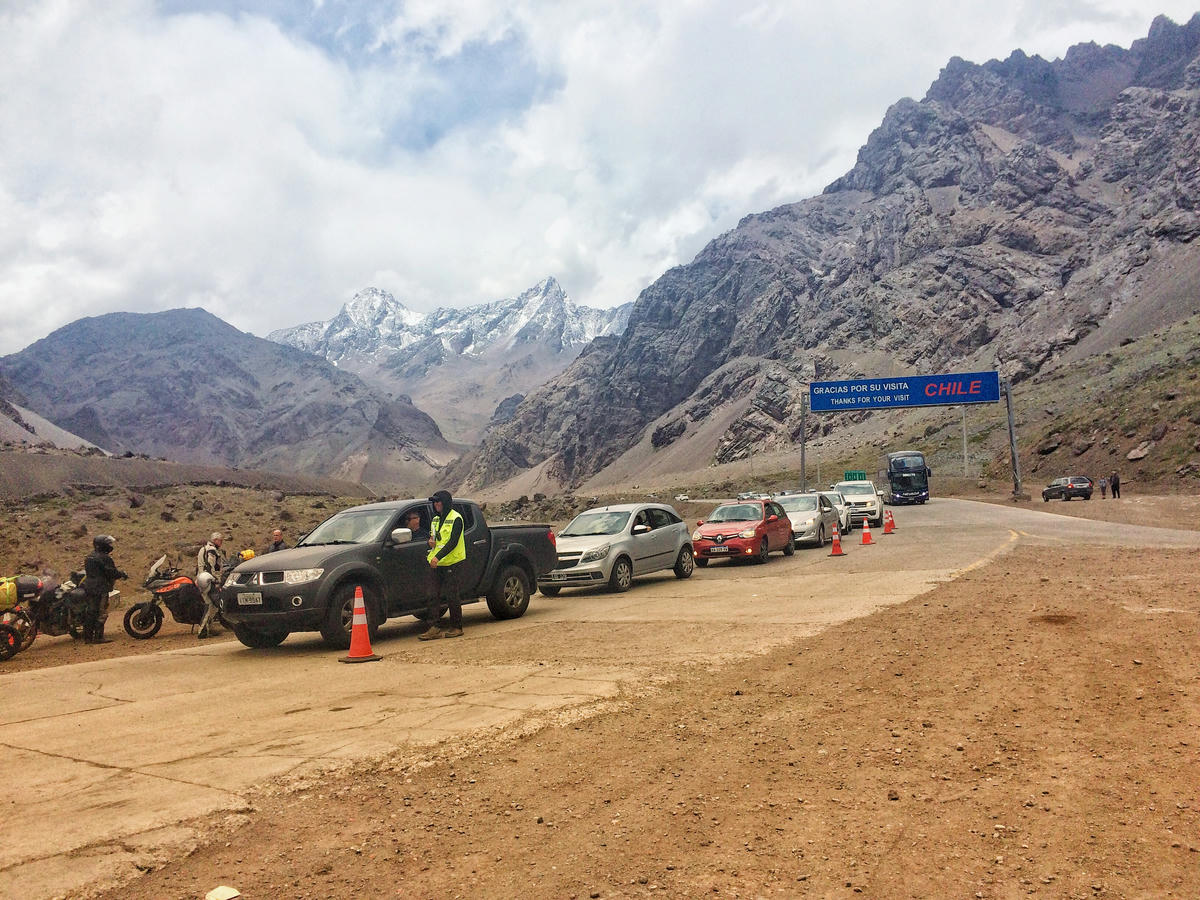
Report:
1042,476,1093,501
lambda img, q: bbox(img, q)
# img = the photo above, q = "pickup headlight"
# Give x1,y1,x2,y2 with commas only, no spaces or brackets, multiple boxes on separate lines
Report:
579,544,611,563
739,528,757,539
282,568,324,584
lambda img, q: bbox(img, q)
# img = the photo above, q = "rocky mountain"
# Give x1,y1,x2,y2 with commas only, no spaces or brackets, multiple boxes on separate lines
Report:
0,373,97,449
450,14,1200,494
0,308,455,492
268,277,632,443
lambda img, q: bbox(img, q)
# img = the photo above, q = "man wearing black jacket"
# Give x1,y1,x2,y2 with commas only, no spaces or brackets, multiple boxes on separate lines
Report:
83,534,127,644
419,490,466,640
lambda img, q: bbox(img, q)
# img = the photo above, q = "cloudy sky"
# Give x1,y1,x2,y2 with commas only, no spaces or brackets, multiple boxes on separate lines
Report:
0,1,1192,354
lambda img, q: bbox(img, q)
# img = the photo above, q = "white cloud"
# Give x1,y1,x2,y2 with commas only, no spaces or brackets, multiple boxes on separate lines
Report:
0,0,1193,353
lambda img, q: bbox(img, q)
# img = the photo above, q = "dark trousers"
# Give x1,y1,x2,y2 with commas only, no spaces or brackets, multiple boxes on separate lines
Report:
1111,482,1120,498
426,564,463,629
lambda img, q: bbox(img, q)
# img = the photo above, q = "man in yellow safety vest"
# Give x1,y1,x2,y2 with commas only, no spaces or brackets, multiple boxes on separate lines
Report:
419,489,466,640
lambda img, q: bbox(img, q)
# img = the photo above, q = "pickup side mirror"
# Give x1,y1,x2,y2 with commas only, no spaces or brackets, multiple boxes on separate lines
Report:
389,527,413,545
632,524,651,534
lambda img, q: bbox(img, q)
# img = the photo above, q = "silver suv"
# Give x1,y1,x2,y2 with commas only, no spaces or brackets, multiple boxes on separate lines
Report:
832,480,884,528
539,503,694,595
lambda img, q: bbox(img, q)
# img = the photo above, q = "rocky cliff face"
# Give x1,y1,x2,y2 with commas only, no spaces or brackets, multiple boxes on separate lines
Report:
269,277,632,443
0,308,453,491
452,14,1200,492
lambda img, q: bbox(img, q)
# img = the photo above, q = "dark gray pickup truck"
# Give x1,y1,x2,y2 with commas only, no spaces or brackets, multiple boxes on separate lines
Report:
219,498,557,649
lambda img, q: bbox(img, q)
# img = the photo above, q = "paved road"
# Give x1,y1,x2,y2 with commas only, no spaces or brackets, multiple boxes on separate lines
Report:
3,499,1197,897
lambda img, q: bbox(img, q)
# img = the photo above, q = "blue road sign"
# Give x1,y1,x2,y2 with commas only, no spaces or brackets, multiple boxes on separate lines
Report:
809,371,1001,412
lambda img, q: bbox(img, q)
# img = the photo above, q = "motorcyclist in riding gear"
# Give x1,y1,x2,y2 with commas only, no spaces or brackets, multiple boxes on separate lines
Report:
196,532,225,639
83,534,126,644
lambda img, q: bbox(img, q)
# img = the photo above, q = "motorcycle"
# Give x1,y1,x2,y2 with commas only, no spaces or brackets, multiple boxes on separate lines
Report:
0,573,91,658
123,554,243,639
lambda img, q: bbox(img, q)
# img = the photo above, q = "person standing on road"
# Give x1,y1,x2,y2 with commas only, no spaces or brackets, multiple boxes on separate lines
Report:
1110,470,1121,499
419,490,466,641
82,534,126,644
264,528,288,553
1099,476,1108,499
196,532,226,639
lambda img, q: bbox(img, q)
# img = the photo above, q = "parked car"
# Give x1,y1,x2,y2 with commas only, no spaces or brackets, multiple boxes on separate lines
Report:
777,493,839,546
692,499,795,566
815,489,853,534
674,494,690,502
832,480,884,528
1042,476,1094,501
220,498,557,649
539,503,694,595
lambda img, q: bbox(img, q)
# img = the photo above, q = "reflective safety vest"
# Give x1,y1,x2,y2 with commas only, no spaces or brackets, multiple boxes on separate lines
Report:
427,508,466,567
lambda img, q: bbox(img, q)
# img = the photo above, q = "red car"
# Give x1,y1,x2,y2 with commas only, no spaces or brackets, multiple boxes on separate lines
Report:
692,499,795,566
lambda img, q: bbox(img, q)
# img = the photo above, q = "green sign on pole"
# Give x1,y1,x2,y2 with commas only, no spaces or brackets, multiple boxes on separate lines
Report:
844,470,867,481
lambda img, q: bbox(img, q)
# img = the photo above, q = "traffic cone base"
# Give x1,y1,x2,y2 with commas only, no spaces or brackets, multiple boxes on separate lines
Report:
340,586,381,663
861,518,874,545
829,523,846,557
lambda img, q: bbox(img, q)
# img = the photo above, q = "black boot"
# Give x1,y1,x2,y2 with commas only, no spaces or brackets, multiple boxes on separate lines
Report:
92,623,113,644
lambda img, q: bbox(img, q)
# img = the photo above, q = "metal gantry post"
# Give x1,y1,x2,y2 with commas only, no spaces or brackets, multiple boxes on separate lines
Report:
1002,378,1022,497
800,390,808,492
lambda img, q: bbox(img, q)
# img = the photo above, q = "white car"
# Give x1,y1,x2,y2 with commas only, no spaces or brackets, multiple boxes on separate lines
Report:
815,489,853,534
832,480,884,529
539,503,694,595
674,493,690,501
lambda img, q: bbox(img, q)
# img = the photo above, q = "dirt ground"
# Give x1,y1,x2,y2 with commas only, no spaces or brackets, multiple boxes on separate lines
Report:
52,497,1191,900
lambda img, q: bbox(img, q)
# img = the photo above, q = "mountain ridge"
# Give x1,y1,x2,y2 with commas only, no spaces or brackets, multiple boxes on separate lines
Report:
449,13,1200,494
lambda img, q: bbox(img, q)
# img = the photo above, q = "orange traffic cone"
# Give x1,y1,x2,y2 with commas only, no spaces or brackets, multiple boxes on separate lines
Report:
883,510,896,534
339,586,381,663
860,517,874,545
829,523,846,557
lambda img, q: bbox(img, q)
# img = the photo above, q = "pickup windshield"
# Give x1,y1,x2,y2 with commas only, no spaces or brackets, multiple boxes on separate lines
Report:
560,511,631,537
838,483,876,496
707,504,761,523
298,509,396,546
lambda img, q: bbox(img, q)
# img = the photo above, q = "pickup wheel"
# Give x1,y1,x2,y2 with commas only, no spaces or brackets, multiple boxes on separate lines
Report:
673,547,694,579
539,584,561,597
608,556,633,592
487,565,530,619
320,582,381,650
232,624,289,649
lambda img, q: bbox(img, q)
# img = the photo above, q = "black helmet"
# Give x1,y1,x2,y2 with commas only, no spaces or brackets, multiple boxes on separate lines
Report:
93,534,115,553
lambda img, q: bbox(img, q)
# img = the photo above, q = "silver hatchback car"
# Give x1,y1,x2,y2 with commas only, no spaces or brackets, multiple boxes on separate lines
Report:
539,503,694,595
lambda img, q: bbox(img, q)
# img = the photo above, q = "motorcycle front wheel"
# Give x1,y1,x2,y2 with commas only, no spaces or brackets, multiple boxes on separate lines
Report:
123,604,164,639
1,608,37,652
0,623,20,661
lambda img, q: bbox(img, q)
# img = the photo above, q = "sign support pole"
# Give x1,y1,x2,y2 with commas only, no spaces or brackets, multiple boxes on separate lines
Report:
1002,378,1023,498
800,391,808,492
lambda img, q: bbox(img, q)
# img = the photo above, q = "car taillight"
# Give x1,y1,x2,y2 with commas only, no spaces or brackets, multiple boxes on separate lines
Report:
548,529,556,549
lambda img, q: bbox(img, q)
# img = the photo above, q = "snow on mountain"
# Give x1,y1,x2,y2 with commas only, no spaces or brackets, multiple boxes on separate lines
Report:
270,277,629,364
267,276,632,444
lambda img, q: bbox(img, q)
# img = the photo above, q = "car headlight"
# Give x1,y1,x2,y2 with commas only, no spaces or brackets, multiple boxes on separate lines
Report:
798,517,815,527
282,568,323,584
692,529,703,542
739,528,757,539
579,544,611,563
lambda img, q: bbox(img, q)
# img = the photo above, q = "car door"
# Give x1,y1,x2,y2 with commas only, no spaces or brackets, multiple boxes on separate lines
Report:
450,503,489,597
378,507,435,615
628,508,658,575
645,507,680,572
766,502,789,550
818,495,836,534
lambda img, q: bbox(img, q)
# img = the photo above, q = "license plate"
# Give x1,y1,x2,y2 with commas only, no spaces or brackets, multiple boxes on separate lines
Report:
238,592,263,606
708,546,729,554
549,573,565,581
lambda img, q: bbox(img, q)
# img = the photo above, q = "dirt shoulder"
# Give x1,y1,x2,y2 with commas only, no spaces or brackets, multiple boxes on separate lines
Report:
100,540,1200,900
